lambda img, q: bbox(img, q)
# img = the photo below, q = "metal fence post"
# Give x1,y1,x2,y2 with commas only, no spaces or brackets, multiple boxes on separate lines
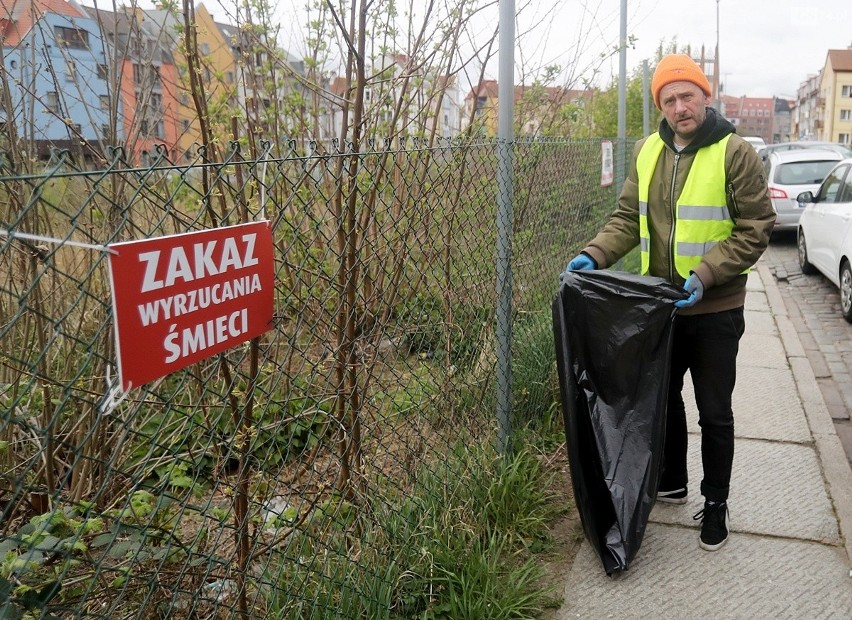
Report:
496,0,515,455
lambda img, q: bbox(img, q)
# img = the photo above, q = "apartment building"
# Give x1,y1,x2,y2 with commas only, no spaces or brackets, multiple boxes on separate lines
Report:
463,79,499,136
1,0,112,162
360,52,460,139
795,73,822,140
216,18,307,147
725,96,775,143
92,6,180,165
818,48,852,145
463,80,593,137
772,97,794,144
143,4,237,162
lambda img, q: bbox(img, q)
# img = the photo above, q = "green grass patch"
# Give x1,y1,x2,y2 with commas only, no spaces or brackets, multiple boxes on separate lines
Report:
264,441,563,619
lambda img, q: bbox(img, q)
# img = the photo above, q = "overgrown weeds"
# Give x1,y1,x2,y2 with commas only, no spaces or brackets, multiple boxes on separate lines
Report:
265,440,564,619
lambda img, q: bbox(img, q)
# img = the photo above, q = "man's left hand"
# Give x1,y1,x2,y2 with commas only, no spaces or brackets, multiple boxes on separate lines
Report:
674,273,704,309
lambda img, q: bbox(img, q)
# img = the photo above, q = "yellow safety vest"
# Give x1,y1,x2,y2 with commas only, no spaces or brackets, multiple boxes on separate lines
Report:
636,133,736,279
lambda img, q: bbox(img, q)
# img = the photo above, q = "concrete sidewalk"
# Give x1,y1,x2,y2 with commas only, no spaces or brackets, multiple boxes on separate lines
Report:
556,261,852,619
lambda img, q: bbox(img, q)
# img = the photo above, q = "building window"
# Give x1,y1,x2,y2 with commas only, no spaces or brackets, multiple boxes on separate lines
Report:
100,95,110,110
200,43,210,55
101,124,110,139
841,109,851,121
68,123,81,134
45,91,59,113
181,119,190,132
149,93,162,113
133,64,161,87
180,93,190,106
97,64,108,80
55,25,89,49
226,71,234,84
137,120,164,139
839,133,850,145
66,60,76,81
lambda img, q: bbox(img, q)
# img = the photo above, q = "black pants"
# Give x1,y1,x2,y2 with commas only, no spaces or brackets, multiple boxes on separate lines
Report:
661,307,745,503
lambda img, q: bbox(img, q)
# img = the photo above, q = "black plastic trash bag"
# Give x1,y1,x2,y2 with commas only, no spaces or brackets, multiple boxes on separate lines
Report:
552,270,686,575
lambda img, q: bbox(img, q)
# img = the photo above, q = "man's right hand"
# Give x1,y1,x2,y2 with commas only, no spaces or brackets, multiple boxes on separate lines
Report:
566,253,597,271
560,253,598,286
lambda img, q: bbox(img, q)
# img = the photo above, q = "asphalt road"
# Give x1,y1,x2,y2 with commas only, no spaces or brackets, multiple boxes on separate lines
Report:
761,230,852,466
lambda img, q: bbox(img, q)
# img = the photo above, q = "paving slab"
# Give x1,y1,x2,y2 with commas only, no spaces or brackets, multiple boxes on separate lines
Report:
744,289,768,312
743,308,777,335
650,436,840,544
738,331,789,369
682,366,812,443
558,526,852,620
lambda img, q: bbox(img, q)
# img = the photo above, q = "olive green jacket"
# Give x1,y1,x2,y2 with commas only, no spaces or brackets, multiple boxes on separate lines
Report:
582,108,776,315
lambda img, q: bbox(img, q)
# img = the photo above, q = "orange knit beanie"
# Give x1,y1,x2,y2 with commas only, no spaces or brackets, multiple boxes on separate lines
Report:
651,54,712,109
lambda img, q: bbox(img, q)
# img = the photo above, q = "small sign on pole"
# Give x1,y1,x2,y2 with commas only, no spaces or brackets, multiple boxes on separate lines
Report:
107,221,275,390
601,140,614,187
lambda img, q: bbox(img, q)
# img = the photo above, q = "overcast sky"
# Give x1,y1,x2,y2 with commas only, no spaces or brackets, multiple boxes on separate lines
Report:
163,0,852,100
503,0,852,99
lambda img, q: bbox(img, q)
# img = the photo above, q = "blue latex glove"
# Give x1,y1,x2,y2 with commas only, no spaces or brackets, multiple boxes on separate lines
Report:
674,273,704,309
559,253,598,287
566,254,597,271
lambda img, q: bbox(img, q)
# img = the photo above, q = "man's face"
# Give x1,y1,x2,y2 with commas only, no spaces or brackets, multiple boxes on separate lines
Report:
659,81,711,144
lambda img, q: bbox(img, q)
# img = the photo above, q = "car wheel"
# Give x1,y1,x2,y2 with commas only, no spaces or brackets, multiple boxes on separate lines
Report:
841,261,852,323
798,230,817,275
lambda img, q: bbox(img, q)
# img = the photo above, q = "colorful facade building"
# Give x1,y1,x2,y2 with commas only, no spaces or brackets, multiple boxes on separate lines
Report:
818,48,852,145
92,5,179,165
1,0,113,162
143,4,237,162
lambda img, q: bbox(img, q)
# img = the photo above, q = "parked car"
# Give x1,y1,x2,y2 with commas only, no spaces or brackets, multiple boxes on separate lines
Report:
796,158,852,321
763,149,843,231
742,136,766,150
758,141,852,161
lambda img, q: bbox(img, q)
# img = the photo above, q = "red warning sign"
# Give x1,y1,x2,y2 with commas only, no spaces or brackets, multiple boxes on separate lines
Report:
107,221,274,390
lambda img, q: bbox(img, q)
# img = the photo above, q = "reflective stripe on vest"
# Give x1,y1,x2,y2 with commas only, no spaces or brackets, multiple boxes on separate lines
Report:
636,133,736,278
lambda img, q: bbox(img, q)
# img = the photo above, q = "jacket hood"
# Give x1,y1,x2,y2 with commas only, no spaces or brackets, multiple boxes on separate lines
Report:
657,107,736,154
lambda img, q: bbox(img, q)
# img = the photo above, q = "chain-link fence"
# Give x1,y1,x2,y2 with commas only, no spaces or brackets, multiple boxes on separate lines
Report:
0,136,623,619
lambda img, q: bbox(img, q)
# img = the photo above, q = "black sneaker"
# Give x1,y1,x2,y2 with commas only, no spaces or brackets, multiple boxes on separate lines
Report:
656,486,688,504
693,501,729,551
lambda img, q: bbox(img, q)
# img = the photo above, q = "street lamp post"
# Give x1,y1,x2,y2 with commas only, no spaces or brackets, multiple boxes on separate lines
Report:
715,0,721,110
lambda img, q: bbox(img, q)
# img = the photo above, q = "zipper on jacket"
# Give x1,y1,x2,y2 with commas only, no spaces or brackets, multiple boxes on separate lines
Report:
727,181,740,220
668,153,680,282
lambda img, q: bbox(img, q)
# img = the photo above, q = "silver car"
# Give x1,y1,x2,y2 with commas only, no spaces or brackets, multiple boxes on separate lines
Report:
758,141,852,162
763,149,843,232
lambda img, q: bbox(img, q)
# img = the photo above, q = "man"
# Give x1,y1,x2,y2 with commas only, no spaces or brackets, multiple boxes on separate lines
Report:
563,54,775,551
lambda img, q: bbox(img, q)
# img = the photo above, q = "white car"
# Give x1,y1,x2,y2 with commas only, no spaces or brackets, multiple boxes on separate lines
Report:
796,158,852,321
